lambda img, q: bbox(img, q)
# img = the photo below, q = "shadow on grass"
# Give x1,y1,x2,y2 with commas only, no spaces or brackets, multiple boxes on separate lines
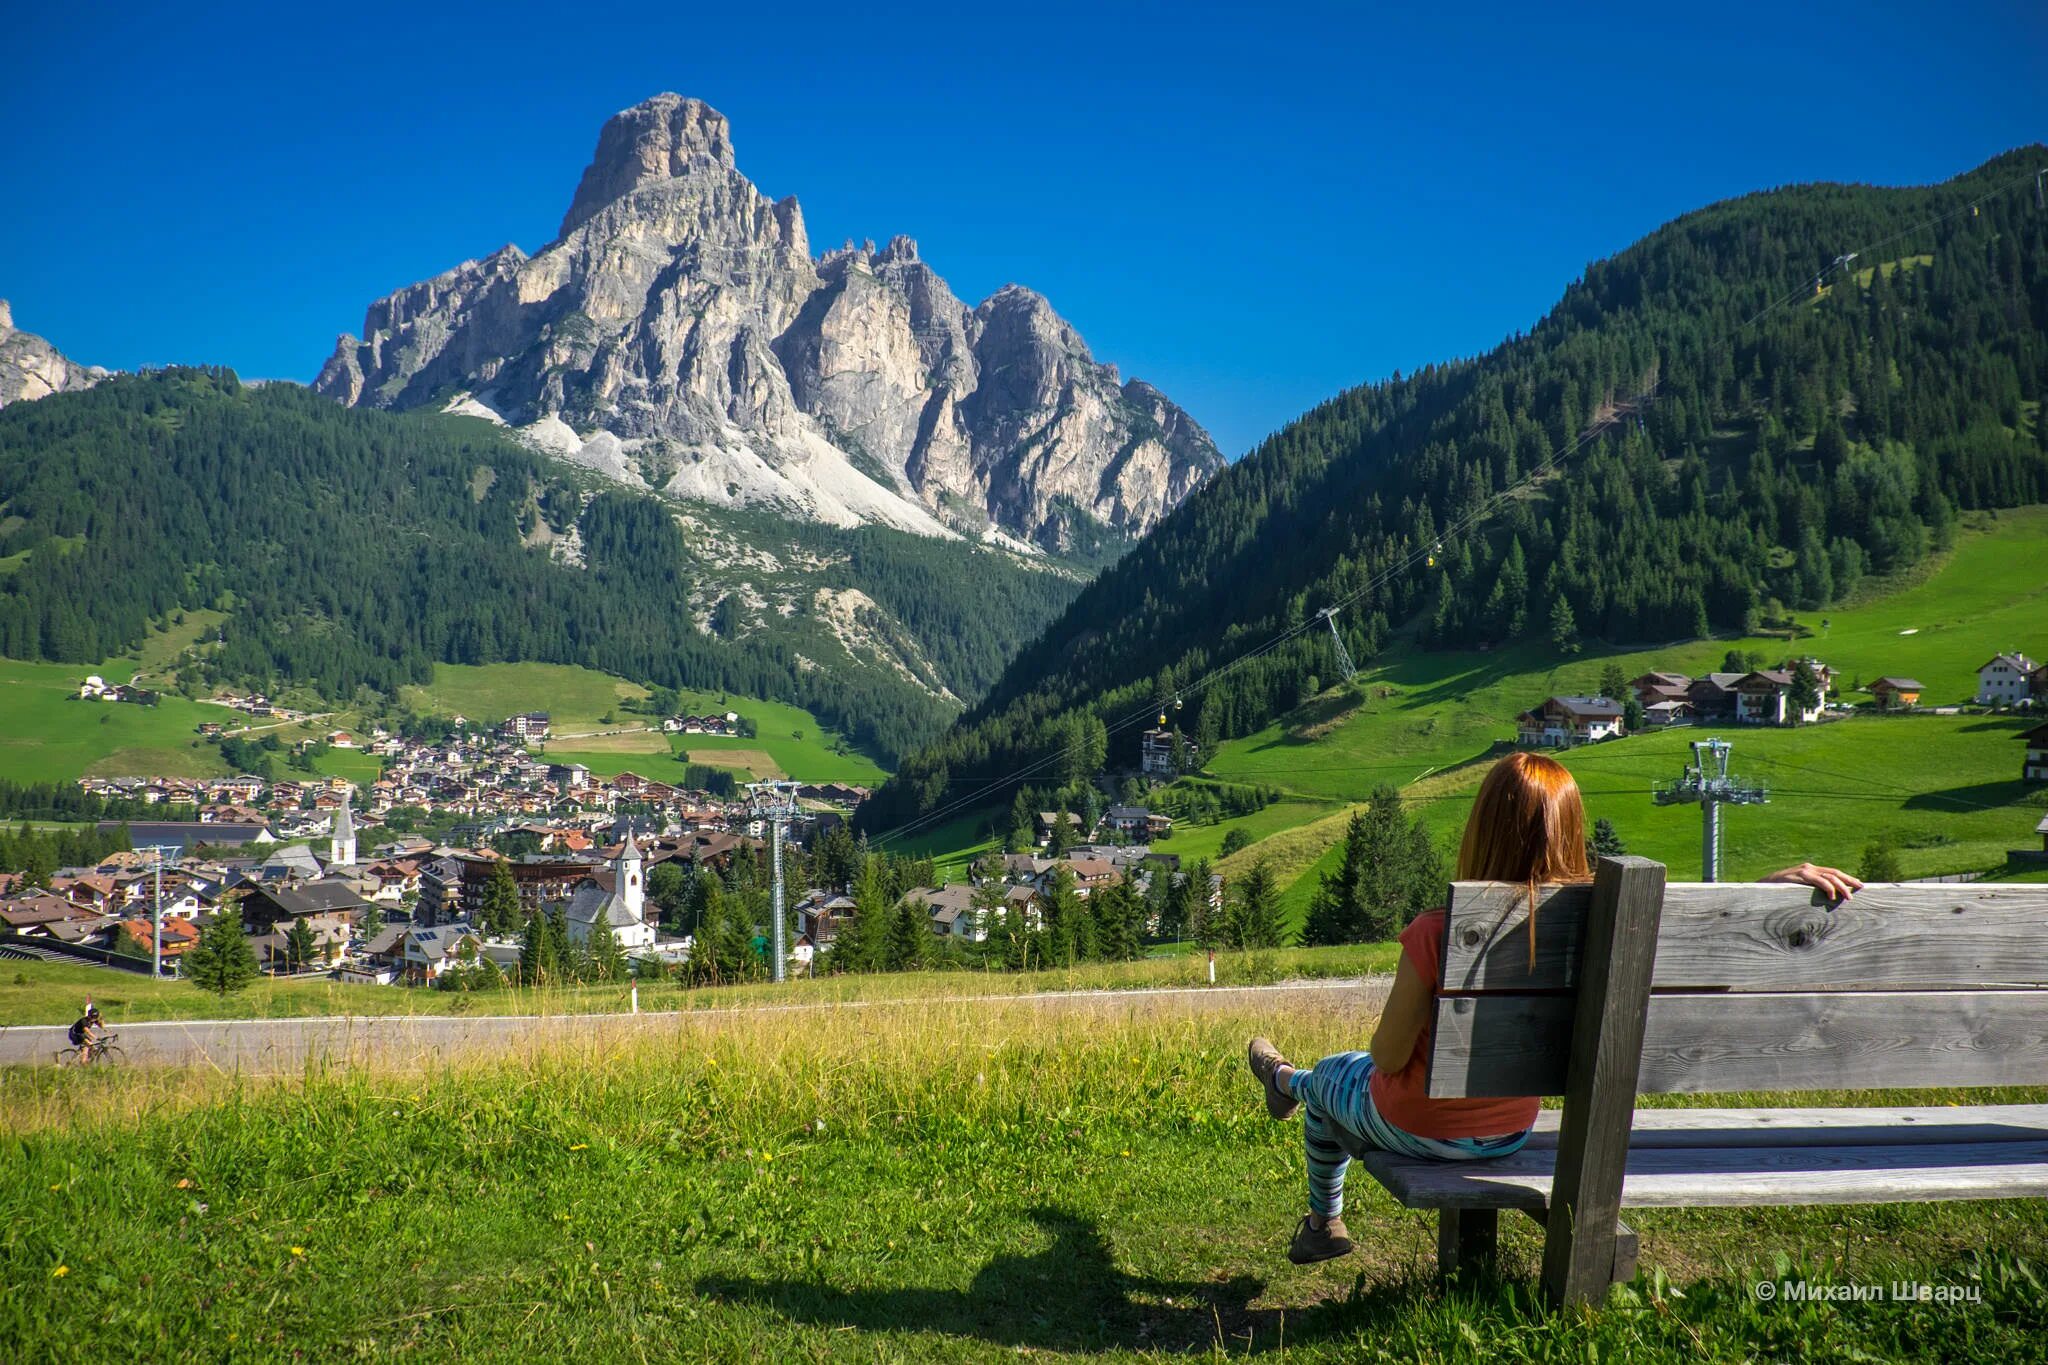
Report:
1902,779,2037,812
699,1206,1272,1353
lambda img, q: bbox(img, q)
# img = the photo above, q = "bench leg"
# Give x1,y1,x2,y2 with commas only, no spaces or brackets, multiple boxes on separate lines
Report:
1522,1207,1639,1284
1437,1208,1498,1280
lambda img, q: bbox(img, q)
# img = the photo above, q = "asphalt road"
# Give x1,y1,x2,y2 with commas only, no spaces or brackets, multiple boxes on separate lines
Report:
2,976,1390,1071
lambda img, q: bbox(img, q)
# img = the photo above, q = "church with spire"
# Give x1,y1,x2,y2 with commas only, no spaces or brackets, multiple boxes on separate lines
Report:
559,824,655,951
325,798,356,869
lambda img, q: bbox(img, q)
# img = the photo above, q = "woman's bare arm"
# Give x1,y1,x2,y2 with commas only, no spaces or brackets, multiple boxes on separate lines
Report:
1369,955,1433,1073
1760,862,1864,900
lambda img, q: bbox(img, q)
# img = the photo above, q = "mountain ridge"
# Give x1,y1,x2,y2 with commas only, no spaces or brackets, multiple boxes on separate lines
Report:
315,94,1222,549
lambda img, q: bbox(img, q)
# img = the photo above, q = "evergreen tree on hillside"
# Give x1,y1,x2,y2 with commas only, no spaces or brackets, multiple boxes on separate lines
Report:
284,919,318,973
832,858,892,973
1549,593,1581,654
587,914,624,982
1227,859,1287,949
885,897,928,971
480,858,522,937
1039,865,1084,965
186,911,259,998
519,907,557,986
1302,786,1440,944
1587,818,1628,864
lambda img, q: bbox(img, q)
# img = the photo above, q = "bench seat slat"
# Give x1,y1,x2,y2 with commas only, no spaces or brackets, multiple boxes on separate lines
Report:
1518,1104,2048,1149
1361,1137,2048,1210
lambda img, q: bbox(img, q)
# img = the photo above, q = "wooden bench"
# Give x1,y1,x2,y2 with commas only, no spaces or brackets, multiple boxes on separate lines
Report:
1355,856,2048,1304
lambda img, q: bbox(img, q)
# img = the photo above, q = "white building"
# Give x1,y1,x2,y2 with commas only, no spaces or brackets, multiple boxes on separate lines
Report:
1978,653,2039,706
560,832,656,951
327,799,356,869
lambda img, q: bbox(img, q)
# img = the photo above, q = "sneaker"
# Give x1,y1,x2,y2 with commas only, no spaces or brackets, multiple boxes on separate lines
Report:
1247,1037,1300,1119
1288,1214,1354,1265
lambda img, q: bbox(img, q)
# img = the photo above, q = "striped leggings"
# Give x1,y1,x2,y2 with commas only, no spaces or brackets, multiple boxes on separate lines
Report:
1285,1051,1530,1218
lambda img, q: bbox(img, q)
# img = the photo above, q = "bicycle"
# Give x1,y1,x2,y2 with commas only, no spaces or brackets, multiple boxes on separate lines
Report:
53,1032,122,1067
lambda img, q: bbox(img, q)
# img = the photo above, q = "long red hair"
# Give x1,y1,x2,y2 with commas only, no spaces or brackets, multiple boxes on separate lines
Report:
1457,752,1591,965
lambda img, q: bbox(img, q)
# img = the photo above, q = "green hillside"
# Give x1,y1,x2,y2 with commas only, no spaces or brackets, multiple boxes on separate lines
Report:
0,370,1086,767
1182,506,2048,919
0,657,230,783
862,147,2048,836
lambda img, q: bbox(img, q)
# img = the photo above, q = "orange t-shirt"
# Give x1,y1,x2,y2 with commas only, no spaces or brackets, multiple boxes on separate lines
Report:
1367,907,1540,1140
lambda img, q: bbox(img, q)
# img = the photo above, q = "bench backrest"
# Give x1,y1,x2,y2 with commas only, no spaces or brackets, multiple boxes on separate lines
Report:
1428,858,2048,1098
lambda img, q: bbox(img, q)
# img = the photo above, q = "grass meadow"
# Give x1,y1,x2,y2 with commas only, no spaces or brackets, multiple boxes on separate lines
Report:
402,662,889,786
0,944,1396,1027
3,993,2042,1361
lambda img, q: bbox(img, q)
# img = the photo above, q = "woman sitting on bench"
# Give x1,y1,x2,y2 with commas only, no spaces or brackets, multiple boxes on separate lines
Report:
1247,750,1862,1264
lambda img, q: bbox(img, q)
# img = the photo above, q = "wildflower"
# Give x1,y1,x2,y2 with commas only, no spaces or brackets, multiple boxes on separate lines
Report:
52,1265,68,1278
290,1246,306,1258
762,1151,774,1163
569,1143,589,1151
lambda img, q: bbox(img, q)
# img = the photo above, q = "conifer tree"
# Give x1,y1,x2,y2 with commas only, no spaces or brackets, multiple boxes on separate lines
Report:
186,910,259,998
479,858,522,937
1587,817,1628,863
284,918,318,973
1227,858,1287,949
885,896,928,971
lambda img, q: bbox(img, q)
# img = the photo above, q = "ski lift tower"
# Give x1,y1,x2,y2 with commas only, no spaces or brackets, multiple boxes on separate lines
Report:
133,844,184,979
1318,606,1357,683
744,781,803,982
1652,737,1768,881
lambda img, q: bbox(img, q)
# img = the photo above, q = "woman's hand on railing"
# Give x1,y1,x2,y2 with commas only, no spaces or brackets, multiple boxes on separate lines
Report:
1759,862,1864,901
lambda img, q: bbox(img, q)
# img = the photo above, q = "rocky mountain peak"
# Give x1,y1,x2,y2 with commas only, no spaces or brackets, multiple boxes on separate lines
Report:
0,303,107,411
559,94,738,238
316,96,1223,546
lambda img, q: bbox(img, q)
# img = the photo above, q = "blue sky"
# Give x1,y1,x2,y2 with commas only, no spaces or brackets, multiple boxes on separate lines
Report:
5,2,2042,458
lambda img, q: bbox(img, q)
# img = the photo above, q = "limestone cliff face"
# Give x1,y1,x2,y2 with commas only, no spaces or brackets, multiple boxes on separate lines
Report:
315,95,1220,545
0,301,107,410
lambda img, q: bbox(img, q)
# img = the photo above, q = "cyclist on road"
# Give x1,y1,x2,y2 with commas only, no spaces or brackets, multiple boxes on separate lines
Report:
67,1003,106,1064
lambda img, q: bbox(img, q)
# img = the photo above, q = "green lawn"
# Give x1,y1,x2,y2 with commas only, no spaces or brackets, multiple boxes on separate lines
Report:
0,658,232,783
403,663,889,786
398,662,653,733
4,995,2041,1361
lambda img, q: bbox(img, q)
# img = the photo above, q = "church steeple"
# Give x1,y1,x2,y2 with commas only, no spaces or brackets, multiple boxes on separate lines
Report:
615,827,643,920
328,797,356,868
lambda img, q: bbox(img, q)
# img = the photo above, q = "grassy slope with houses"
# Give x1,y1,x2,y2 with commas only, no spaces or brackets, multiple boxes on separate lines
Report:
0,648,887,792
1097,505,2048,923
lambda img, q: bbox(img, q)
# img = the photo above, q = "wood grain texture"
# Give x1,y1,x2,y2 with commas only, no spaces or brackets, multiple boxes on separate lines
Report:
1360,1139,2048,1210
1441,881,2048,993
1519,1207,1639,1285
1541,855,1666,1306
1520,1104,2048,1149
1429,989,2048,1098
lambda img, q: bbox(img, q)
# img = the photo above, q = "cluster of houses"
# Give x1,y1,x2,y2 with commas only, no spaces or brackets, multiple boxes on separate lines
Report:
1,782,792,985
661,711,742,736
1515,661,1838,749
790,836,1218,955
75,675,159,706
1512,651,2048,785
